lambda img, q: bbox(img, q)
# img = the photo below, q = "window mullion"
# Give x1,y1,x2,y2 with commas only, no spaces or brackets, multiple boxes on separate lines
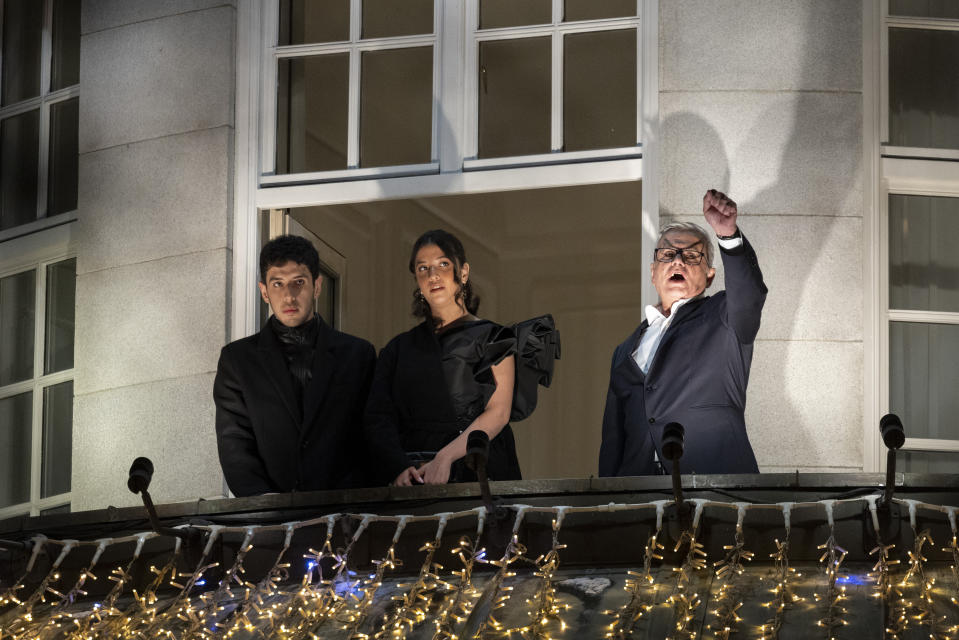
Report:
37,99,51,221
878,181,891,446
929,324,940,438
347,0,361,168
550,0,563,152
880,0,889,143
550,32,562,152
430,0,442,164
37,0,54,222
887,16,959,30
0,96,44,119
464,0,479,160
887,309,959,324
437,0,462,170
31,263,48,514
41,0,53,92
260,0,279,177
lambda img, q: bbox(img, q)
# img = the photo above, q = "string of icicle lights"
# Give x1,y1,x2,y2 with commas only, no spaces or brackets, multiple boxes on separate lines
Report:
1,495,959,639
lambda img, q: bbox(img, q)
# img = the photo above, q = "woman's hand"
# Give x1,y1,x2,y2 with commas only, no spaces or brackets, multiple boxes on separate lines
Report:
417,453,453,485
393,466,424,486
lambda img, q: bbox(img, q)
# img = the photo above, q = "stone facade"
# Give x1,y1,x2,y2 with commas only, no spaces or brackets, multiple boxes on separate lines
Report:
57,0,869,511
658,0,865,472
71,2,236,510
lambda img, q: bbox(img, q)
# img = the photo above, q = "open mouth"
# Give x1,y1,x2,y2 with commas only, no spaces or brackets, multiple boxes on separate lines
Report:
669,273,686,282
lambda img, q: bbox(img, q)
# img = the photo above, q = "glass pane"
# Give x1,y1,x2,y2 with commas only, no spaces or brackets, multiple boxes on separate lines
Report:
278,0,349,45
564,29,636,152
45,259,76,374
51,0,81,91
362,0,432,38
478,37,551,158
48,98,80,216
0,110,40,230
40,503,70,515
889,28,959,149
480,0,551,29
900,450,959,473
276,55,349,174
0,391,32,509
41,381,72,498
258,212,272,329
317,264,337,328
1,0,43,105
360,47,433,167
0,270,36,386
564,0,636,21
889,0,959,18
890,321,959,440
889,194,959,313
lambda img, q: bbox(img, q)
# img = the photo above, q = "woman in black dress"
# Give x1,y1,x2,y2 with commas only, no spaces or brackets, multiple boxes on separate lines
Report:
364,229,521,486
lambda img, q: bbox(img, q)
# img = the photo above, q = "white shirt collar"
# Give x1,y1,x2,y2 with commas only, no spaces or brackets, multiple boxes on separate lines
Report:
644,294,698,326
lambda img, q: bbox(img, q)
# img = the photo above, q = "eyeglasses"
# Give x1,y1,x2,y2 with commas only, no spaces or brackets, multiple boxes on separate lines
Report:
653,247,706,265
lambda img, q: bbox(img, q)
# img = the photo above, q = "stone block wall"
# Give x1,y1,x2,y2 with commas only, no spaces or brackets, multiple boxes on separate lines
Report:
658,1,864,471
72,2,236,510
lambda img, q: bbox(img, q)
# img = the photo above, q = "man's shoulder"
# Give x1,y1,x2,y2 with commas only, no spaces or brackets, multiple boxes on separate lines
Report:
220,331,261,357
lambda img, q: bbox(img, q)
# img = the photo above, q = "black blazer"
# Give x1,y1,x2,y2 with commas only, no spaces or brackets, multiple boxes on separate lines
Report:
599,236,767,476
213,318,376,496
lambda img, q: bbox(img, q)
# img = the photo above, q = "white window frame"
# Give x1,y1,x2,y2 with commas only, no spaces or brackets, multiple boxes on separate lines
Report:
0,0,80,243
462,1,641,169
0,222,75,519
232,0,659,342
260,0,442,184
864,0,959,471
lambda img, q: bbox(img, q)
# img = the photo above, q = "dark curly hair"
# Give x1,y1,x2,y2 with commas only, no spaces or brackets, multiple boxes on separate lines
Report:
408,229,480,321
259,235,320,283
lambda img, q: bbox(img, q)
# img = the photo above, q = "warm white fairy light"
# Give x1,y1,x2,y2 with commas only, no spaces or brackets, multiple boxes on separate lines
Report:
708,504,754,640
372,514,449,639
455,506,530,639
758,503,804,640
664,499,708,640
0,535,45,615
340,515,409,638
499,506,569,640
431,511,486,640
813,500,850,639
2,539,76,638
604,501,668,639
897,499,957,640
5,494,959,638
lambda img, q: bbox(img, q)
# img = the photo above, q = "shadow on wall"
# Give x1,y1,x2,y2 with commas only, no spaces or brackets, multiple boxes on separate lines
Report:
659,3,863,472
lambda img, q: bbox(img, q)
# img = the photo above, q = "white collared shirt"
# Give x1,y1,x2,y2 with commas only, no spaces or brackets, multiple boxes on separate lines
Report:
633,297,694,375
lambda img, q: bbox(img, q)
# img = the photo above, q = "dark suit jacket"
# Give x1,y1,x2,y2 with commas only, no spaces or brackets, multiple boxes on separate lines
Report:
599,236,767,476
213,318,376,496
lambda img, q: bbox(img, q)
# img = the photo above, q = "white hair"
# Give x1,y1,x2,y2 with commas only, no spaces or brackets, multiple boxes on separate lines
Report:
657,221,714,267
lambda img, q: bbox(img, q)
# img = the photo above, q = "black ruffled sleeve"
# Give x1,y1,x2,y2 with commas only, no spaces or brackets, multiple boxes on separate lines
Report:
440,322,516,420
510,314,561,421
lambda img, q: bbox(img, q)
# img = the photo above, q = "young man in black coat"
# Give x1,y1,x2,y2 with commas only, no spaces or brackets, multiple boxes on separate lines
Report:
214,235,376,496
600,189,767,476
